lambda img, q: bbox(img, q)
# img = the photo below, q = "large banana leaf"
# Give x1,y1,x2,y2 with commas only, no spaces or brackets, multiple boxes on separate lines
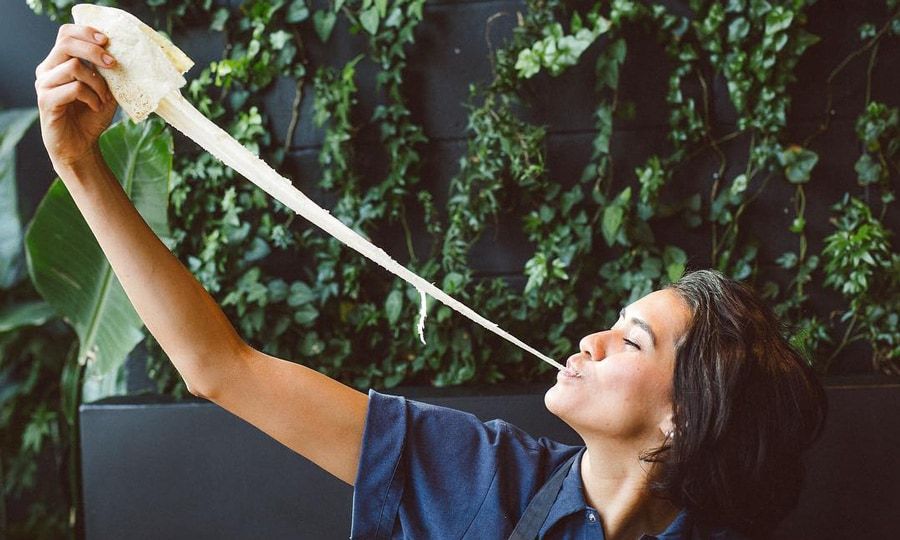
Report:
0,108,39,289
25,119,173,401
0,300,56,333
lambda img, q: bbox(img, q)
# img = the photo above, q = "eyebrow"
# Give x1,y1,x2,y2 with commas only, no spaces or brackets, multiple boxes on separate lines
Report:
620,308,658,348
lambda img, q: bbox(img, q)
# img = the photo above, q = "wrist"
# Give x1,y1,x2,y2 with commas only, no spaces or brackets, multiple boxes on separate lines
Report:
54,146,106,181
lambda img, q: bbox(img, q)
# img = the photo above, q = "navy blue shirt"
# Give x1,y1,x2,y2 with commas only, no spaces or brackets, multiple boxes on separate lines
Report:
350,391,742,539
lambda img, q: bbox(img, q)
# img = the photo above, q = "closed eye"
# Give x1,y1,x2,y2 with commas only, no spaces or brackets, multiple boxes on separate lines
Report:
624,338,641,350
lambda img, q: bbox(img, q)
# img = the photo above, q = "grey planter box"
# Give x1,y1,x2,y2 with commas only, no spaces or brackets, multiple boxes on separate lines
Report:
80,380,900,539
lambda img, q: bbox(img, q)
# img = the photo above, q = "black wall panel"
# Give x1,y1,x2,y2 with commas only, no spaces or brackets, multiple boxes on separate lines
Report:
80,384,900,539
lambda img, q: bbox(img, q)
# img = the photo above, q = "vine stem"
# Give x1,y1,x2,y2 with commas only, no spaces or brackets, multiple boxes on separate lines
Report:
400,203,417,263
824,312,859,371
282,78,304,159
797,186,807,260
675,130,746,172
485,12,514,75
696,69,728,181
803,8,898,147
864,40,880,105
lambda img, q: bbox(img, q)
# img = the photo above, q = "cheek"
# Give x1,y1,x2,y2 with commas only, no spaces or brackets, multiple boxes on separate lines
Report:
603,362,669,400
548,361,673,436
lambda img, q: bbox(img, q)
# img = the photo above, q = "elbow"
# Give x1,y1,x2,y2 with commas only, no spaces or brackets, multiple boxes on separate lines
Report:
179,341,250,402
184,378,213,400
179,363,217,400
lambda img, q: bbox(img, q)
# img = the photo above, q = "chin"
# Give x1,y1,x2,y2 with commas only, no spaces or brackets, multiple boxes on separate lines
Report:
544,383,595,437
543,383,568,419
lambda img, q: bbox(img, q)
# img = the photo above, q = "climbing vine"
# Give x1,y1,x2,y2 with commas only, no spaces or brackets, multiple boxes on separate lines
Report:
25,0,900,390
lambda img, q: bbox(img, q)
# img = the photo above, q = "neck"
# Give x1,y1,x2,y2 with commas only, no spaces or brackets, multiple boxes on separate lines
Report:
579,438,680,540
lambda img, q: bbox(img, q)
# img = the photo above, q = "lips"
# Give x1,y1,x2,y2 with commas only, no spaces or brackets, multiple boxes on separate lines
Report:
565,353,585,373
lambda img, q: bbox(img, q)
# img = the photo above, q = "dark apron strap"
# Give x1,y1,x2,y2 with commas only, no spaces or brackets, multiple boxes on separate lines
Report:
507,452,580,540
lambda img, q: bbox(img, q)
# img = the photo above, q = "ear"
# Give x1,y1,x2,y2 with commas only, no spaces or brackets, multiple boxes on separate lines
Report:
657,410,675,439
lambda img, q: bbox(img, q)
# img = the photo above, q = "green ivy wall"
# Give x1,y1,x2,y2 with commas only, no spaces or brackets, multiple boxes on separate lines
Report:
10,1,900,392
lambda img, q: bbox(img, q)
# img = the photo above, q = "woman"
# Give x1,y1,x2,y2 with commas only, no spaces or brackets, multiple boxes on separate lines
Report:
34,24,826,539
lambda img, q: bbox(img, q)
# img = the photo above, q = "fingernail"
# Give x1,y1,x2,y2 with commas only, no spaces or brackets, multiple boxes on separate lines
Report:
94,32,106,43
103,54,115,65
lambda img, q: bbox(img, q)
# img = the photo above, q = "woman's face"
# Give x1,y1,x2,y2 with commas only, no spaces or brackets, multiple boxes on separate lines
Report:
545,288,692,444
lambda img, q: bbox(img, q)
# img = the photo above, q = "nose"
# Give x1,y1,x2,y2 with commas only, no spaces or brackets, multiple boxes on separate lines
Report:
579,331,609,361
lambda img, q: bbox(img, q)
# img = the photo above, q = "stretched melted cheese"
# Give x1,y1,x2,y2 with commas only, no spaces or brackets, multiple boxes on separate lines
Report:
68,3,570,375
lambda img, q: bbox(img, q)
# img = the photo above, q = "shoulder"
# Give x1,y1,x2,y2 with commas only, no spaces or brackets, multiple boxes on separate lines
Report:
351,390,581,538
365,389,577,460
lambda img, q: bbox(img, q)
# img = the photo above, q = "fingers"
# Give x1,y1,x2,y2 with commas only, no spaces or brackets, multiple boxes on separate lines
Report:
36,57,111,105
36,24,115,79
38,81,103,114
57,22,108,46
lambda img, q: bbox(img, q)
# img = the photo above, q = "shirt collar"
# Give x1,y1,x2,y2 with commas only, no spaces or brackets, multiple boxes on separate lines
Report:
649,509,689,539
541,447,691,539
541,447,590,530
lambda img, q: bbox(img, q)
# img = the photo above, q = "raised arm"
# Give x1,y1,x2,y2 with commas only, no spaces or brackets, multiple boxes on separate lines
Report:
35,24,367,485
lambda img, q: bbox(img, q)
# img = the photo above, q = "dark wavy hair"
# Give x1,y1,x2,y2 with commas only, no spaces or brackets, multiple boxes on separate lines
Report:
644,269,827,537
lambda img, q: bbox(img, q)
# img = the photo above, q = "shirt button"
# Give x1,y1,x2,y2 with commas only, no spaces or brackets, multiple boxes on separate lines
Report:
587,512,597,523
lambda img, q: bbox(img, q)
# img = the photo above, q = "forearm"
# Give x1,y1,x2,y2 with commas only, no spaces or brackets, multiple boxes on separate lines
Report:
58,148,245,396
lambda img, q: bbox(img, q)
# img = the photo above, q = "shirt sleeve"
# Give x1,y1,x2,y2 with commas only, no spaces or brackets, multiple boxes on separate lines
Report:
350,390,581,539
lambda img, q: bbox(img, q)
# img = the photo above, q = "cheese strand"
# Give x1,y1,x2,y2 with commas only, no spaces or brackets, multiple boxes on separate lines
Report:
155,91,568,373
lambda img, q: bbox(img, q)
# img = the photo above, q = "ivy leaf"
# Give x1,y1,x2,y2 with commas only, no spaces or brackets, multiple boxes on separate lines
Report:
360,6,380,35
779,146,818,184
300,331,324,355
777,252,798,270
596,39,625,90
764,6,793,35
726,0,744,13
602,205,624,247
385,6,403,28
515,49,541,79
384,289,403,325
314,10,337,43
730,173,748,197
601,187,631,246
728,17,749,42
663,245,687,283
858,23,876,41
269,30,292,51
210,7,229,31
288,281,316,306
286,0,310,23
854,153,882,185
376,0,388,18
293,304,320,326
267,279,289,303
441,272,465,294
793,29,821,57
